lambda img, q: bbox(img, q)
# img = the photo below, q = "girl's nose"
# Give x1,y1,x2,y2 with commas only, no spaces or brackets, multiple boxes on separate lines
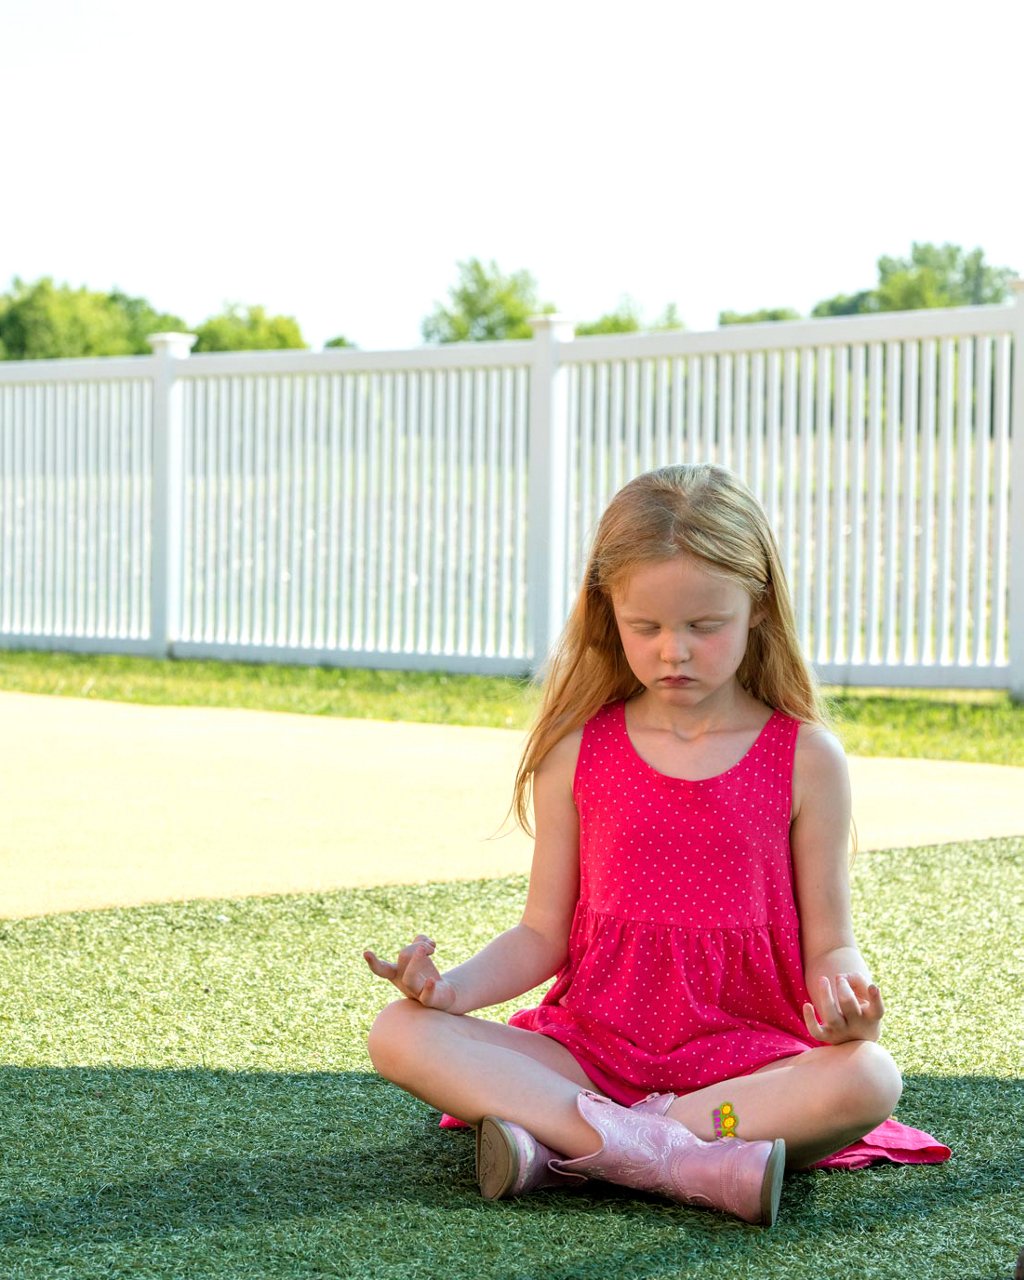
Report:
660,631,691,664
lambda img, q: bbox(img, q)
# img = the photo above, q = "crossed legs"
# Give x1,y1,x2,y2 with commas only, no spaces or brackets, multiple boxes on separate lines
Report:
367,998,903,1169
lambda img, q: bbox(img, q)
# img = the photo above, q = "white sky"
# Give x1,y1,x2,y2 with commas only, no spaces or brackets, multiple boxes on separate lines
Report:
2,0,1021,351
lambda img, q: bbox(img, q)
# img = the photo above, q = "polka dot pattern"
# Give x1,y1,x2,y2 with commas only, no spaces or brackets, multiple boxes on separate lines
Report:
510,700,816,1098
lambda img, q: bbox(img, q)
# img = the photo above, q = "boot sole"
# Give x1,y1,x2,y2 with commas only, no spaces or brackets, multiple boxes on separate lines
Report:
760,1138,786,1227
476,1116,518,1200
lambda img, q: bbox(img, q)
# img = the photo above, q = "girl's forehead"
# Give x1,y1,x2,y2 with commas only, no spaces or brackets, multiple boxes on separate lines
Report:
613,557,746,607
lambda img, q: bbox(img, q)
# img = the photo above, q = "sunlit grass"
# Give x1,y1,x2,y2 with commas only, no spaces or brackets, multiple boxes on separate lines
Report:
1,649,1022,764
1,837,1021,1279
0,649,538,729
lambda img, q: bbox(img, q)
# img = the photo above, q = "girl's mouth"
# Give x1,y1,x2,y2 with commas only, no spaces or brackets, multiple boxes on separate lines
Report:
660,676,694,686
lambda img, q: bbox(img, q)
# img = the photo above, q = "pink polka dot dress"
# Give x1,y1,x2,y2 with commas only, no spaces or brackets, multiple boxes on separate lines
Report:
507,700,951,1169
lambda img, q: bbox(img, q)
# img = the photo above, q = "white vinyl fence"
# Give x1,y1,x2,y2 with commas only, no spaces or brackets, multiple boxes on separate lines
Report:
1,289,1023,696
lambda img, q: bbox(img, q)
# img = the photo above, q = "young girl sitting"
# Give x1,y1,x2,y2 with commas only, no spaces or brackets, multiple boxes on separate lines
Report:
364,463,950,1227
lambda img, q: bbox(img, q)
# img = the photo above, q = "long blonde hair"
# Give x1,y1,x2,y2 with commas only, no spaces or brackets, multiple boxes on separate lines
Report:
512,463,830,832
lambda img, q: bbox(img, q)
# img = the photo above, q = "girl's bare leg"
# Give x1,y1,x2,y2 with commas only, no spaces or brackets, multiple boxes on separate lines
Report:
663,1041,903,1168
370,1001,902,1169
367,998,604,1157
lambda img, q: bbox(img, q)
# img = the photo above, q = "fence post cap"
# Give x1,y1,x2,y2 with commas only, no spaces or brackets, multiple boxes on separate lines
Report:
147,332,198,357
528,314,575,341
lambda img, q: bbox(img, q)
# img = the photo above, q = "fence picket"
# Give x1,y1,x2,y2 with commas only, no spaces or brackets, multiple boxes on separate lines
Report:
954,339,974,664
882,341,901,664
991,337,1010,665
973,339,992,664
847,345,865,665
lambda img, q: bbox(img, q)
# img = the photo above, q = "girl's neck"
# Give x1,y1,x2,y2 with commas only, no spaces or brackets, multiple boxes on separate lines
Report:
628,682,769,739
623,686,774,781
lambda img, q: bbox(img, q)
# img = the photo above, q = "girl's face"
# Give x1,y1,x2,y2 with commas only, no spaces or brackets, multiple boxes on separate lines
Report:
611,556,762,707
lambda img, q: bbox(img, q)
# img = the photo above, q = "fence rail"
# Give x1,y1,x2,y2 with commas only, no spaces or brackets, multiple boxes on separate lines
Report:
1,292,1023,696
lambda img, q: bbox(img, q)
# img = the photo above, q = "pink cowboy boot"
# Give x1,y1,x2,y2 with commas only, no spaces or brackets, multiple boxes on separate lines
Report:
631,1092,677,1116
550,1091,786,1226
476,1116,587,1199
475,1094,668,1199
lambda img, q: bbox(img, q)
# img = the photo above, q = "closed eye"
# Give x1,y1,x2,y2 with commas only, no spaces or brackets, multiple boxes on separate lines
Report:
628,621,725,635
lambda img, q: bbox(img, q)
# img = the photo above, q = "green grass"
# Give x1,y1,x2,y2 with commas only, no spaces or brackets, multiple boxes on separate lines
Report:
824,686,1024,766
1,840,1022,1280
2,649,1024,764
0,650,538,729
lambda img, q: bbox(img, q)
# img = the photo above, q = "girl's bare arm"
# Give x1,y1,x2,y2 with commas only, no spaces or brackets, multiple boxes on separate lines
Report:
791,725,884,1044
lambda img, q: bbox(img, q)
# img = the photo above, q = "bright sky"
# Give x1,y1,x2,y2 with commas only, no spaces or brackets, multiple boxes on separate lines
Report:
3,0,1021,351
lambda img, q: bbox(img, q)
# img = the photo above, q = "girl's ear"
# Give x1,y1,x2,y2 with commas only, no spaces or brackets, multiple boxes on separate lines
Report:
748,585,771,630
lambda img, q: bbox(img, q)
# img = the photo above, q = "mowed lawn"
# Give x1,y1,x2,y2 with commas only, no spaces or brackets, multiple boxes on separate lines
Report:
2,648,1024,764
0,654,1022,1279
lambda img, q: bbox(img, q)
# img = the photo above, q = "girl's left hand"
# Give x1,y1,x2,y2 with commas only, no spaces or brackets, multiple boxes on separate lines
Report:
802,973,884,1045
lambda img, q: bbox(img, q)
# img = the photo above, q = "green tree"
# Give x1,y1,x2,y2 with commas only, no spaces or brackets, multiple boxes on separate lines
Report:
0,277,185,359
192,304,306,352
422,258,551,343
107,289,188,351
810,291,876,318
324,335,356,349
576,298,684,336
576,299,642,336
719,306,802,326
652,302,685,331
812,242,1016,316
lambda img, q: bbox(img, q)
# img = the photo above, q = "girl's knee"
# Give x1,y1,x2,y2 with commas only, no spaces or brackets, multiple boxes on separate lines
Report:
367,998,424,1078
840,1041,903,1127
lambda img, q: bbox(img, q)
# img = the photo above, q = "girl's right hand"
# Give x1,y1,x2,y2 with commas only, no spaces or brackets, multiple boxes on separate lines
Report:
363,934,459,1011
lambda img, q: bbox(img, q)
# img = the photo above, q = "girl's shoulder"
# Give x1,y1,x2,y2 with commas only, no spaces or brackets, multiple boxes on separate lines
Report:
792,721,850,818
536,724,584,784
538,699,635,789
793,719,847,759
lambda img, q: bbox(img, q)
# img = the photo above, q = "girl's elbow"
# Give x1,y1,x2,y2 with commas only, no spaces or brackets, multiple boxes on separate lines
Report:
533,932,570,983
519,915,571,964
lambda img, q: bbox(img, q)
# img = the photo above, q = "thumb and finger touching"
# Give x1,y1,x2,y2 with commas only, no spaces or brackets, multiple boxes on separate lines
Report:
802,973,885,1043
364,935,452,1007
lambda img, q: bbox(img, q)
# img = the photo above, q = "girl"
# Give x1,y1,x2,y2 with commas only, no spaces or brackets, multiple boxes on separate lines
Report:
364,463,950,1227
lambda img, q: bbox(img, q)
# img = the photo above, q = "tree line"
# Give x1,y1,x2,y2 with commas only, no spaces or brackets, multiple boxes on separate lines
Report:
0,242,1015,360
0,282,338,361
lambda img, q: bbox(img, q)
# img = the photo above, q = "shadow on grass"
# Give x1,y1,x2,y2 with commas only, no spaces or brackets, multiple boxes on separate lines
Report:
1,1067,1016,1250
